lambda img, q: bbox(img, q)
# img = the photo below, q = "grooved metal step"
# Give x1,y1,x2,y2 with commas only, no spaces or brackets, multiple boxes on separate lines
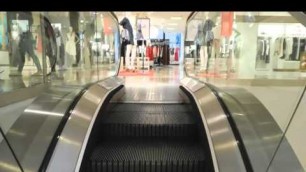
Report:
82,103,210,172
89,139,206,172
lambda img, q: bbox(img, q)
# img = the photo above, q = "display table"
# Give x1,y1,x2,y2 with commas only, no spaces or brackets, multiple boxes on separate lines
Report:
137,57,150,70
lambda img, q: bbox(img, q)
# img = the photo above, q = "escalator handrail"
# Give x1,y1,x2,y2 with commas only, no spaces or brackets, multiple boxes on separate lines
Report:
204,82,254,172
39,76,121,171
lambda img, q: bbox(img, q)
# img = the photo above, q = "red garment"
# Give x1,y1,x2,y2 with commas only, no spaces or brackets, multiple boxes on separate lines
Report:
103,18,112,35
174,48,179,61
221,12,234,38
146,46,154,60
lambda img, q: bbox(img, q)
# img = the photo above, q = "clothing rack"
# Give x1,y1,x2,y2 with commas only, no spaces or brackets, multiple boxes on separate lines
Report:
149,39,170,65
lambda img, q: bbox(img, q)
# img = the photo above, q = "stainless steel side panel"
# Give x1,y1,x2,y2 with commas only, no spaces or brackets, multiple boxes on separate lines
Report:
0,86,83,172
181,77,246,172
46,77,122,172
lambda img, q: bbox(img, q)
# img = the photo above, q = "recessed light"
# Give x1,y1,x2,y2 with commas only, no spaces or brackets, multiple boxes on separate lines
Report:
167,28,175,30
170,17,182,20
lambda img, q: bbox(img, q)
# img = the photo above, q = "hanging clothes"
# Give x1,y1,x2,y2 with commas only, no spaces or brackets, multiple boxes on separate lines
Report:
257,37,270,63
146,46,153,60
290,37,299,61
285,37,293,60
299,39,306,60
274,37,284,59
264,39,270,63
152,45,157,58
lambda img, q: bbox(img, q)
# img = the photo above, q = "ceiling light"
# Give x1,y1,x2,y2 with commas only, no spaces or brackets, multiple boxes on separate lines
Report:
170,17,182,20
167,28,175,30
168,23,178,26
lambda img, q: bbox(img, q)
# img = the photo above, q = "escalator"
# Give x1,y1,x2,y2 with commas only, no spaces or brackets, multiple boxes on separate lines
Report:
79,88,214,172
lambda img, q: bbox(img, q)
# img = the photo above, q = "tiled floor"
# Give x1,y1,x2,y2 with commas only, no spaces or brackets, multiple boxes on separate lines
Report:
0,64,117,94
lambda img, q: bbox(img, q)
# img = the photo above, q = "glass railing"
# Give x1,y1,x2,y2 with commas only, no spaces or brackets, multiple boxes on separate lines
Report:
184,11,306,171
0,11,120,92
0,11,120,172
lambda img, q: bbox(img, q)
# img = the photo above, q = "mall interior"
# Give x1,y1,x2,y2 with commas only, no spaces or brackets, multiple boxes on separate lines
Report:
0,11,306,172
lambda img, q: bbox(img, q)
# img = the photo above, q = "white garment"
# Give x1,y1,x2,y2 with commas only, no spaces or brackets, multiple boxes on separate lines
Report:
200,46,208,69
260,40,265,56
65,32,76,56
121,29,130,41
265,40,270,56
125,45,136,70
83,46,91,69
274,37,284,58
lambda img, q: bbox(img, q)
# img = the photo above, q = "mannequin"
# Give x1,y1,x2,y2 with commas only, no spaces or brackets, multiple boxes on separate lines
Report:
195,21,209,71
18,29,42,75
211,24,221,73
200,15,215,71
82,32,91,69
43,17,57,73
65,26,77,68
119,17,136,72
55,27,65,70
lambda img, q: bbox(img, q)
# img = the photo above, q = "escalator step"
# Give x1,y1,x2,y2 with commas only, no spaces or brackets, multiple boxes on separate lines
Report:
91,139,205,161
88,160,206,172
101,123,197,138
102,112,195,124
108,103,193,113
89,139,206,172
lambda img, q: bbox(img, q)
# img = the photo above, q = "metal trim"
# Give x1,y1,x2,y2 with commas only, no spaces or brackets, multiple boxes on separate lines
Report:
46,77,123,172
205,83,254,172
39,87,87,172
180,85,218,172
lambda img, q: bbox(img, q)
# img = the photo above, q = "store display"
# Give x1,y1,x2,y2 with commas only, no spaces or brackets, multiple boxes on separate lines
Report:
257,37,271,63
274,37,306,61
148,39,169,65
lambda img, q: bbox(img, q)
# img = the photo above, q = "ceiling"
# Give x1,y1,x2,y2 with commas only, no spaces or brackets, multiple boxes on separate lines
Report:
114,12,191,33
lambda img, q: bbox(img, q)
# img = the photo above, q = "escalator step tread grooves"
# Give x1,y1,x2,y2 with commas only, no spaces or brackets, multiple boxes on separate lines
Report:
90,139,205,161
102,112,195,124
89,160,206,172
108,103,193,113
84,103,208,172
101,124,197,138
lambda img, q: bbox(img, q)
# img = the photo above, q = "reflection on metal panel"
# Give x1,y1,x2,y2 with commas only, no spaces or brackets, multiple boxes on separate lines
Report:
98,77,124,90
181,77,205,92
218,88,303,172
181,77,246,172
46,77,122,172
0,133,21,172
0,86,82,172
